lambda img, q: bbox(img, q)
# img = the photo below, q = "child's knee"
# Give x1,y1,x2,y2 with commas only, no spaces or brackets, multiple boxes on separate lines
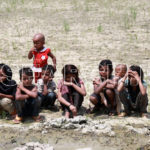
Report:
47,92,57,100
105,89,114,97
90,96,98,105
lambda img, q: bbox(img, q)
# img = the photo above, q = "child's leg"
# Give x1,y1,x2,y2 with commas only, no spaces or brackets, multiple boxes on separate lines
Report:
44,92,57,107
104,89,116,115
119,90,132,115
104,89,115,107
0,98,15,115
73,92,83,111
90,93,101,105
62,94,73,118
65,111,70,118
31,98,41,117
100,92,108,107
62,94,71,112
135,93,148,115
15,100,25,118
115,90,122,115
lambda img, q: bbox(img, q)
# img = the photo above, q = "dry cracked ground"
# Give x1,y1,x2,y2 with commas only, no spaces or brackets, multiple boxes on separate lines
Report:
0,0,150,150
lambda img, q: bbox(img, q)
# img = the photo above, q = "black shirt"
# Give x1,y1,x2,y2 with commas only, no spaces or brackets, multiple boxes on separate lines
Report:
0,80,17,97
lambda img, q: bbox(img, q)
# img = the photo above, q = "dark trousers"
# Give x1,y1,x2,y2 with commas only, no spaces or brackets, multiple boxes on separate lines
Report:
119,90,148,114
15,97,41,117
61,91,83,112
38,92,56,107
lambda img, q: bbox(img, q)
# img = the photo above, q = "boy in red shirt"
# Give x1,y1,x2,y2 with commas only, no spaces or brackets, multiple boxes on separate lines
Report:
28,33,56,83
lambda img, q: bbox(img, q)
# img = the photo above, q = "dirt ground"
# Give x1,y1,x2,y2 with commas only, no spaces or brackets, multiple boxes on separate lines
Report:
0,0,150,150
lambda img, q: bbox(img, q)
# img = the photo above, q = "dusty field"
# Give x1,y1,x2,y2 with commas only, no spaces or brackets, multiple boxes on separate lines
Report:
0,0,150,149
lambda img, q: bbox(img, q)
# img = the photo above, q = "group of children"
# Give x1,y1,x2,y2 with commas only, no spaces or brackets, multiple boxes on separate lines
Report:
0,33,148,123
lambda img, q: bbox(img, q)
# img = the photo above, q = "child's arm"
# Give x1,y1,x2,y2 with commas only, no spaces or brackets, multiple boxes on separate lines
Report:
19,84,37,98
93,78,100,91
0,93,14,100
48,52,56,70
117,74,127,92
28,47,35,59
57,89,77,113
64,81,86,96
42,84,48,96
94,80,108,94
129,70,147,95
15,87,29,100
105,79,117,89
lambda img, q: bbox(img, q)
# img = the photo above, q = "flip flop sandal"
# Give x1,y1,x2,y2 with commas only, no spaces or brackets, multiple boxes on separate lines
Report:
13,116,22,124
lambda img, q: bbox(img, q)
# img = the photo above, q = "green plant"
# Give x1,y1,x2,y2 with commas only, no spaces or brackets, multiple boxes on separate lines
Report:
97,24,102,32
130,7,137,21
64,21,70,32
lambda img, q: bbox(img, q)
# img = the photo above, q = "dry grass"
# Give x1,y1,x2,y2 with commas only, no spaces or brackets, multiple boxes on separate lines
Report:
0,0,150,110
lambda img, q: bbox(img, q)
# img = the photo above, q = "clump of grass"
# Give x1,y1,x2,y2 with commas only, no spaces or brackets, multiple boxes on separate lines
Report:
12,42,17,51
130,7,137,21
123,14,131,29
0,111,7,119
97,24,102,32
85,0,90,12
63,21,70,33
122,7,137,29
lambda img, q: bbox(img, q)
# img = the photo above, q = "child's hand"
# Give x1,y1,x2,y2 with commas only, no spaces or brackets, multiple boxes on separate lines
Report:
93,78,100,85
30,47,36,52
69,105,77,115
18,83,24,90
128,70,141,82
64,81,72,86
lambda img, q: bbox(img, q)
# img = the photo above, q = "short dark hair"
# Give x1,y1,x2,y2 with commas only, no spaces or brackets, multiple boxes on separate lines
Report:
0,63,12,80
19,67,33,79
130,65,144,81
99,59,113,73
42,65,55,77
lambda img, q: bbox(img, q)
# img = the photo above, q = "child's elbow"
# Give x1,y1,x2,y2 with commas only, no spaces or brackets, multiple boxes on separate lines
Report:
82,92,86,96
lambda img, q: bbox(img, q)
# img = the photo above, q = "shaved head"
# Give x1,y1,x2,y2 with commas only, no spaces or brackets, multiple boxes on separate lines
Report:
33,33,45,42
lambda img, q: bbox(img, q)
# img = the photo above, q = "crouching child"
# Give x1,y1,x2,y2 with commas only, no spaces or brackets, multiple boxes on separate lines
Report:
14,67,41,123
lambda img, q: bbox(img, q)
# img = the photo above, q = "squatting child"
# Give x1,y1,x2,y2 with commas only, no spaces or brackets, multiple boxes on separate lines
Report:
14,67,41,123
57,64,86,118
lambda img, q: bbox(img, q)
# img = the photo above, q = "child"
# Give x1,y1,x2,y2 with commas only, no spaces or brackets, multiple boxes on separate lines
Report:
0,63,17,117
14,67,41,123
89,59,116,115
117,65,148,118
28,33,56,83
113,64,127,115
37,65,57,108
57,64,86,118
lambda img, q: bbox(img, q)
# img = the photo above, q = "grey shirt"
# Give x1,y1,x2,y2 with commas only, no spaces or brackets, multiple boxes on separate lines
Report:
37,79,56,93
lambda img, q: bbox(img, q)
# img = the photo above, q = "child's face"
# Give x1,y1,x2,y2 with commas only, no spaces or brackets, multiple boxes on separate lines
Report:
129,76,138,86
33,38,44,51
0,69,7,83
21,73,33,86
115,66,126,78
99,65,111,79
41,70,52,82
65,74,75,82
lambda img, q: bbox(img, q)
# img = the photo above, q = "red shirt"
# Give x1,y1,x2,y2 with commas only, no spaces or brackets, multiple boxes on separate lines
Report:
33,48,51,68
